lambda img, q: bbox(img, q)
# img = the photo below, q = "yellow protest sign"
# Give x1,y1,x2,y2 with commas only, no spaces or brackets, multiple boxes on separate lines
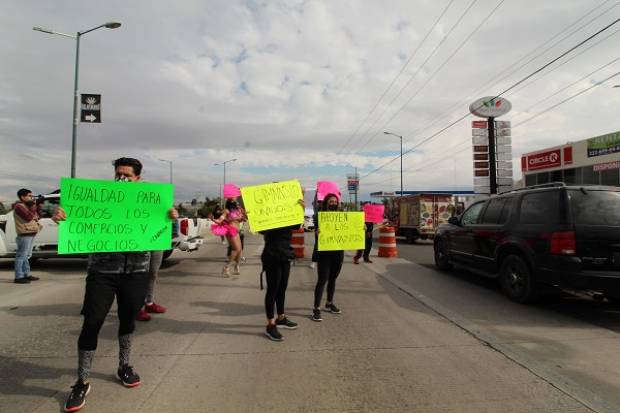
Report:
318,211,365,251
241,180,304,232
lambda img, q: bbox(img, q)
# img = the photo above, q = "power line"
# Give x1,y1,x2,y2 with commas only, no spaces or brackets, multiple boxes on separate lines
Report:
401,0,620,145
337,0,456,155
513,70,620,128
355,0,506,155
361,17,620,179
350,0,479,155
512,56,620,119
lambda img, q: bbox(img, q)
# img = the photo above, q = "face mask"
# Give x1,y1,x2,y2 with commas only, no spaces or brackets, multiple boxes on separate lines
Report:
115,175,130,182
328,204,338,211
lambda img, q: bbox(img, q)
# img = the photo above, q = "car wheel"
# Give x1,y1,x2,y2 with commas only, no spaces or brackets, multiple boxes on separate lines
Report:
434,240,452,271
499,254,537,303
162,249,174,261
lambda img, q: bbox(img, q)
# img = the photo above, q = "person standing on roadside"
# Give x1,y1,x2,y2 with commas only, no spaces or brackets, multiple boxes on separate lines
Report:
57,157,179,413
311,193,344,322
353,221,374,264
211,197,246,276
12,188,43,284
260,199,305,341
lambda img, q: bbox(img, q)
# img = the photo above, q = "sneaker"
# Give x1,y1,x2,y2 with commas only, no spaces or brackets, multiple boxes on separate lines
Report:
311,308,322,322
27,275,40,281
276,316,298,330
14,278,30,284
325,303,341,314
117,364,141,387
264,324,284,341
232,264,240,275
353,257,360,264
145,302,166,314
222,265,230,277
64,379,91,412
135,308,151,322
309,262,316,269
363,259,373,263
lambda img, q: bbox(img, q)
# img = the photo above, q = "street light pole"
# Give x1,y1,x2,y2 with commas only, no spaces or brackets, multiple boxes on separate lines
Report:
384,131,403,199
159,159,173,183
33,22,121,178
214,158,237,204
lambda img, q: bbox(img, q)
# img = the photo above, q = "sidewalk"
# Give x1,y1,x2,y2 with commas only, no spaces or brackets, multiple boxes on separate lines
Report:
0,234,594,412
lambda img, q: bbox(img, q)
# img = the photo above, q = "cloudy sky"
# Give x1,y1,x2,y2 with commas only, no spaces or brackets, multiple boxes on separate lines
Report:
1,0,619,203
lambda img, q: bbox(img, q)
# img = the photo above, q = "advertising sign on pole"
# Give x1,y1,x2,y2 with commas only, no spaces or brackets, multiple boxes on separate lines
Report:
80,94,102,123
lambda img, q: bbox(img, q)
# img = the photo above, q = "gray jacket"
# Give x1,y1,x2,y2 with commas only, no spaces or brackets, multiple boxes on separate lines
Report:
88,252,151,274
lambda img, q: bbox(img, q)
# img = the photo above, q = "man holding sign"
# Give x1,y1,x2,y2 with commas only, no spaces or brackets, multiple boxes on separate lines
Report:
59,158,178,413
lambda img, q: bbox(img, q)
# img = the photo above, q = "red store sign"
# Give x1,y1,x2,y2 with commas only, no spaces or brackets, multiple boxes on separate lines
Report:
522,146,573,172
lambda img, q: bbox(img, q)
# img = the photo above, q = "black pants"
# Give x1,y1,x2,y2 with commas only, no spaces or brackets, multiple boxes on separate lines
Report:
355,234,373,261
78,271,148,351
314,251,344,308
263,260,291,320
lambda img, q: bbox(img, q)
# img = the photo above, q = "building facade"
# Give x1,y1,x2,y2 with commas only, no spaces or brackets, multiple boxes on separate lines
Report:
521,130,620,187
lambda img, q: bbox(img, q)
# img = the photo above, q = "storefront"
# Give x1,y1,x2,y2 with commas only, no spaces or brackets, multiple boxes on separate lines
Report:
521,130,620,187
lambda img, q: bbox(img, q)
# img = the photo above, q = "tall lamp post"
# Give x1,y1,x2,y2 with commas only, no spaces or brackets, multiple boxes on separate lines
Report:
384,131,403,199
214,158,237,204
159,159,173,183
33,22,121,178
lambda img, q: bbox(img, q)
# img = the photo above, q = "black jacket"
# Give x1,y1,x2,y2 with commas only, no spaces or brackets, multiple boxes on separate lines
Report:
260,225,300,264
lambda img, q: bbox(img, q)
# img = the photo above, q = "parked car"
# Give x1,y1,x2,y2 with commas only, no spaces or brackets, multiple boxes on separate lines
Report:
433,183,620,303
0,192,202,260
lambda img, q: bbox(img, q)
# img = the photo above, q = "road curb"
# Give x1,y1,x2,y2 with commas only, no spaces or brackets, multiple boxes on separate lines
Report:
370,259,618,413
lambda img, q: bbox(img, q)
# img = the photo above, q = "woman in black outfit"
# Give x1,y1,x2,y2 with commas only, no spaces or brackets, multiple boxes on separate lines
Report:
312,193,344,322
260,199,304,341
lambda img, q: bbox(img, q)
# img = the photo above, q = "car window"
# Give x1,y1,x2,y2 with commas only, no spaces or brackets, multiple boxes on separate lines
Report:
498,198,514,224
39,198,59,218
462,202,485,226
480,198,505,225
569,189,620,226
519,191,560,224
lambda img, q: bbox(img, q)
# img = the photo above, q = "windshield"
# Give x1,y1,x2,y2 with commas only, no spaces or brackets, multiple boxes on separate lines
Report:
569,189,620,226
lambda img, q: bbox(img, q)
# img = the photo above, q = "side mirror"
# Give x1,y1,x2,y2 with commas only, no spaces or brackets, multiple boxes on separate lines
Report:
448,216,459,226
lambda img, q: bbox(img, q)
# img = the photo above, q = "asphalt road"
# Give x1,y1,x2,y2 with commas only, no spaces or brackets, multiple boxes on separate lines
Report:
392,237,620,413
0,233,615,412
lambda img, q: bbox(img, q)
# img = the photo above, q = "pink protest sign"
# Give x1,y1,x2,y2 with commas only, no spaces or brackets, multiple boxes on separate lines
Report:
223,183,241,198
317,181,341,201
363,204,385,223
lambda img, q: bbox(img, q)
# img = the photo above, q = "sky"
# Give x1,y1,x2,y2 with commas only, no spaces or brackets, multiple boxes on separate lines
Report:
1,0,619,203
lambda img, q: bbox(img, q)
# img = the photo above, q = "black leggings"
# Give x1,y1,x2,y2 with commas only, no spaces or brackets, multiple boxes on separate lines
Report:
314,251,344,308
78,272,148,351
263,260,291,320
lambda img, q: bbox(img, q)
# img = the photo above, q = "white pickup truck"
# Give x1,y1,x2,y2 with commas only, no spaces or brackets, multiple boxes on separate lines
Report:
0,193,203,260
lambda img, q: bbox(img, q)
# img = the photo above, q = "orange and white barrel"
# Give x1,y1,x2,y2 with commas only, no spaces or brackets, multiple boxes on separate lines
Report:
291,228,305,258
378,226,398,258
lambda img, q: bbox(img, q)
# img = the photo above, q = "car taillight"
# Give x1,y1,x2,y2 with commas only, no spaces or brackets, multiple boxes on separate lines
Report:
180,219,188,236
550,231,576,255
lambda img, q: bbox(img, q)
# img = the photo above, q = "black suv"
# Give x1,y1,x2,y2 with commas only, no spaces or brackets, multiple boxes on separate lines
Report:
434,183,620,303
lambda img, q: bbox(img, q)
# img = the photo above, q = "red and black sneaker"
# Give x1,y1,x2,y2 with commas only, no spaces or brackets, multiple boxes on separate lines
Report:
64,379,90,412
117,364,141,387
145,302,167,314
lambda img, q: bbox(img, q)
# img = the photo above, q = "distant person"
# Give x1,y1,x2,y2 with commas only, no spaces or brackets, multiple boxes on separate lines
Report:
12,188,42,284
312,193,344,322
135,250,166,322
211,197,246,276
57,157,179,413
260,199,305,341
353,221,374,264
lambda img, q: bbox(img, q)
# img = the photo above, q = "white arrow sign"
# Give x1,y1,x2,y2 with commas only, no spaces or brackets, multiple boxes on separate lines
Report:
85,114,97,122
